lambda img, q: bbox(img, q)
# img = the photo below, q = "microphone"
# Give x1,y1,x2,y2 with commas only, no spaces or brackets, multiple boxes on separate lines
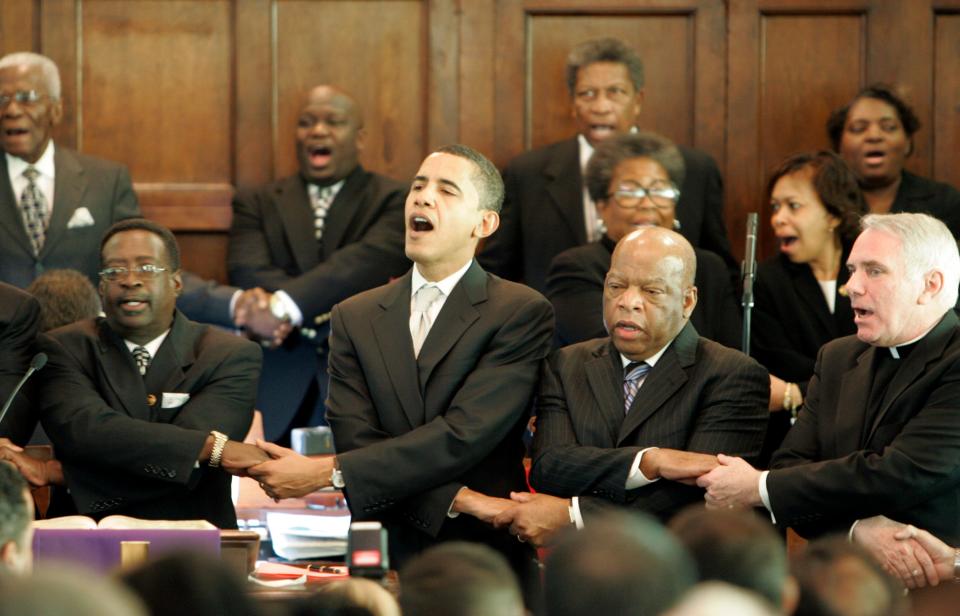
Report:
741,213,759,355
0,352,48,429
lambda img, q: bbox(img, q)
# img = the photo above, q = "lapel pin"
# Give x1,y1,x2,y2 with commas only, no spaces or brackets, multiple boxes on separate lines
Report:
146,394,157,406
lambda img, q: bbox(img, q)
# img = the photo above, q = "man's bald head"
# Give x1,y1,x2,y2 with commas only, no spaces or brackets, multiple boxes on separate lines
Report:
296,84,365,184
604,226,698,361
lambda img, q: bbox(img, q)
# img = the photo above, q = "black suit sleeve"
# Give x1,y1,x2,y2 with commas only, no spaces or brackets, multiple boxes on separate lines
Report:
176,272,238,329
545,250,606,346
329,296,554,536
0,291,41,445
228,184,408,320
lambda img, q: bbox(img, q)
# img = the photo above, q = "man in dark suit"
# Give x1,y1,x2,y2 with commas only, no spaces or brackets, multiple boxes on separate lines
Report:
479,38,735,293
246,145,553,583
493,226,767,545
0,282,40,446
699,213,960,553
228,85,409,441
0,52,140,289
36,219,267,527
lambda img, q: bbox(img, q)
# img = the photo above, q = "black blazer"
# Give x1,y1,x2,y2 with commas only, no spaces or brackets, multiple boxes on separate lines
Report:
227,166,410,438
545,235,742,348
479,136,736,292
0,282,41,445
39,311,262,528
530,323,768,522
0,146,140,288
326,261,554,570
890,170,960,239
769,311,960,544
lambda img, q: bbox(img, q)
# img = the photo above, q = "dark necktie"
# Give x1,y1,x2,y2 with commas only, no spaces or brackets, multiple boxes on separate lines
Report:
312,186,335,241
20,166,47,255
623,361,651,414
132,346,151,376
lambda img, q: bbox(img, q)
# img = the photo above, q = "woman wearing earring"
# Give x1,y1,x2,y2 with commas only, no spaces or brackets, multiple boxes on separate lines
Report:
753,151,865,463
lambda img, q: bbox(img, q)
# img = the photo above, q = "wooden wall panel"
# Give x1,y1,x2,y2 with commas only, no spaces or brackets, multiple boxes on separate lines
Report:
273,0,427,184
759,14,865,188
933,11,960,184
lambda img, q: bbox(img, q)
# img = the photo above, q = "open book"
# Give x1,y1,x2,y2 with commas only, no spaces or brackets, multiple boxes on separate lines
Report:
33,515,216,530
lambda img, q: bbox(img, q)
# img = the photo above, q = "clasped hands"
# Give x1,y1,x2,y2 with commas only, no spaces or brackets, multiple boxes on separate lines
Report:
218,439,334,501
233,288,293,348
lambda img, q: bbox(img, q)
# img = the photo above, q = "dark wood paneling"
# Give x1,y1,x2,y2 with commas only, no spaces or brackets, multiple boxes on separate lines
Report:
933,10,960,184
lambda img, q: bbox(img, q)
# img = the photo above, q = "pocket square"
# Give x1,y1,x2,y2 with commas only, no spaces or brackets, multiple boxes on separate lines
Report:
66,207,95,229
161,392,190,408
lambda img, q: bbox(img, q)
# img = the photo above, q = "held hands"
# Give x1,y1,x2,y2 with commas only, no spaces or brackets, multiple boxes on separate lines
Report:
218,441,271,476
697,454,763,509
492,492,572,547
247,440,333,500
234,288,292,348
852,516,949,588
642,448,719,485
451,487,514,524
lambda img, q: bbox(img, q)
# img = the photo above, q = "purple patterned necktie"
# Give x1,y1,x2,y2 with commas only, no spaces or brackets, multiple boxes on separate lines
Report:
623,361,651,414
20,166,47,255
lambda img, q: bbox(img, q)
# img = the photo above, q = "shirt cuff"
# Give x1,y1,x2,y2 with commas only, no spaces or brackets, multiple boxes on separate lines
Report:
228,289,242,320
273,290,304,327
759,470,776,524
447,486,466,519
625,447,660,489
848,519,861,542
570,496,585,529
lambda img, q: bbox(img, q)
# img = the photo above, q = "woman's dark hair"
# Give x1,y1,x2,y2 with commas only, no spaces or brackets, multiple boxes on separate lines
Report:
826,83,920,154
765,151,865,243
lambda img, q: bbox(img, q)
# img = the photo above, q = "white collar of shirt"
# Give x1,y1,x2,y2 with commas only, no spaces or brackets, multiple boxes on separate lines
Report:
619,339,671,371
411,258,473,302
124,329,170,358
886,322,937,359
7,140,55,214
308,179,345,203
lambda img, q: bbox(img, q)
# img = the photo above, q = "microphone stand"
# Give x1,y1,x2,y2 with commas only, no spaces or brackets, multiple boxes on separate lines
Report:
741,213,759,355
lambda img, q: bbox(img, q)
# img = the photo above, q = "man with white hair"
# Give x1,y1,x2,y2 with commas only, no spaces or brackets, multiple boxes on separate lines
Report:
699,213,960,583
0,52,139,288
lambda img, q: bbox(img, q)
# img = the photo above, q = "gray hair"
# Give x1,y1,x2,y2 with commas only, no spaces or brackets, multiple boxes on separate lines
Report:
586,131,686,203
0,52,61,100
861,213,960,309
566,38,644,97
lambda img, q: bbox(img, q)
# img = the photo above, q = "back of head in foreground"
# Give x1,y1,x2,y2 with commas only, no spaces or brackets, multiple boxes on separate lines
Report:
791,537,907,616
399,541,525,616
546,510,697,616
669,505,797,613
0,564,146,616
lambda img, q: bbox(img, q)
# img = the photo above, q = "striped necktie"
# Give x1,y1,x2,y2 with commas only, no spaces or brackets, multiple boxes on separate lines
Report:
132,346,151,376
312,185,335,240
623,361,651,414
20,166,48,255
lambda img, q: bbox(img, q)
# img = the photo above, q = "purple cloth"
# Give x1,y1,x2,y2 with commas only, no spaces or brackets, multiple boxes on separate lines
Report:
33,528,220,572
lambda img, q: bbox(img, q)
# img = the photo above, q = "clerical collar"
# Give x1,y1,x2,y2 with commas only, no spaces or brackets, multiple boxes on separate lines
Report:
885,326,934,359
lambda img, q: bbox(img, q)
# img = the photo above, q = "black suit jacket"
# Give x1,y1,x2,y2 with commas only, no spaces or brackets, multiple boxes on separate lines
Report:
545,235,742,348
0,146,140,288
530,323,768,522
38,311,261,528
227,166,410,438
768,311,960,544
752,250,856,389
890,171,960,239
0,282,41,445
479,137,736,292
326,261,554,569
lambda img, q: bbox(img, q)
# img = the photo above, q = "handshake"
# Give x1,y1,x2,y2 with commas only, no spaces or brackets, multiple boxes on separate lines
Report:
216,438,336,501
232,288,293,349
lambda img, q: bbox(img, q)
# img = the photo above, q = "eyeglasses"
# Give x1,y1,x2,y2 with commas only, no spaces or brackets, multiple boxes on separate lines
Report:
99,264,168,282
611,184,681,210
0,90,46,108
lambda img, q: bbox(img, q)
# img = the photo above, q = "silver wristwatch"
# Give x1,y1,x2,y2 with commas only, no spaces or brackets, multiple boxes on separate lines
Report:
208,430,228,468
331,458,345,489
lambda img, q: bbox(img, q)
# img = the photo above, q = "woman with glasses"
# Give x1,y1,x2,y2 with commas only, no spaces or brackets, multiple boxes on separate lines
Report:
752,151,864,464
545,131,740,348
